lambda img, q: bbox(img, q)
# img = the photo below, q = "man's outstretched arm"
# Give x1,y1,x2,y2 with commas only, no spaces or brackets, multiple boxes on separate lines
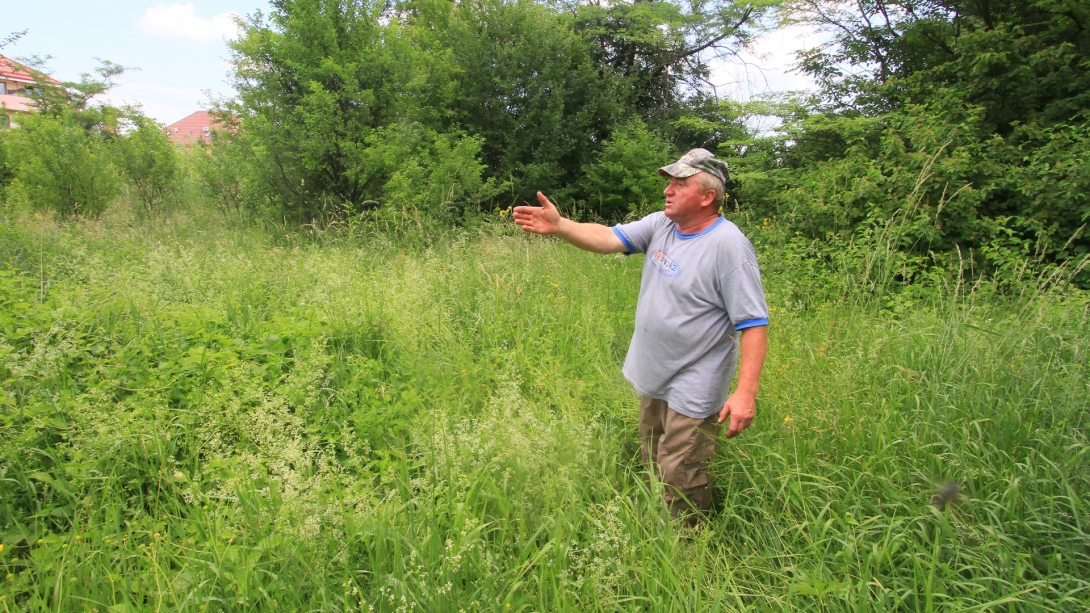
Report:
718,325,768,438
513,192,627,254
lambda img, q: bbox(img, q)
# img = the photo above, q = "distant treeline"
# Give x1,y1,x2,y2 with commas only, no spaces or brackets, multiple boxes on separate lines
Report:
1,0,1087,283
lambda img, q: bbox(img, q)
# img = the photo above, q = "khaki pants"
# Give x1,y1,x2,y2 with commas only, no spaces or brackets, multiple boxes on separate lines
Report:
639,396,720,518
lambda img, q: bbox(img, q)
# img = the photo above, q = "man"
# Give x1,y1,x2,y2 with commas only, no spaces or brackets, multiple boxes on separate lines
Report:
513,149,769,521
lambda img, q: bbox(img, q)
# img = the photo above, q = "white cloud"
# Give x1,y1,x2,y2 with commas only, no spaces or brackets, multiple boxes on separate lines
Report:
137,3,241,43
710,24,828,100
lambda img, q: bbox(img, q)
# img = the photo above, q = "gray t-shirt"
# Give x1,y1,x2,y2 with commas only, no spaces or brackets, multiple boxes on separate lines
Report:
613,212,769,419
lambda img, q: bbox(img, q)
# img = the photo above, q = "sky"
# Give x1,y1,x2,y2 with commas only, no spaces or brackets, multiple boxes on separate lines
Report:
3,1,820,126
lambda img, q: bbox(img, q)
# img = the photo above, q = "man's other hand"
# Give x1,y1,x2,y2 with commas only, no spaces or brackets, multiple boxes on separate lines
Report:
719,392,755,438
513,192,561,235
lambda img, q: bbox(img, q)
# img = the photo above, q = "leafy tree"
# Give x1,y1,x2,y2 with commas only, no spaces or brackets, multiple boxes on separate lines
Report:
223,0,779,220
574,0,773,123
225,0,425,220
437,0,624,205
1,58,156,219
7,111,120,218
114,113,183,216
582,121,675,220
730,0,1090,280
189,133,255,222
16,56,126,134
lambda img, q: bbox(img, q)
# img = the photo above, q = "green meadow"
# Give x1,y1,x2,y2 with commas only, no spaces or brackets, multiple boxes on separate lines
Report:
1,210,1087,611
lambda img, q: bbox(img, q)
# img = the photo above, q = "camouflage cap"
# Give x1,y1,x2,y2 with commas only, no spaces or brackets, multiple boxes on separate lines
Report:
658,148,730,185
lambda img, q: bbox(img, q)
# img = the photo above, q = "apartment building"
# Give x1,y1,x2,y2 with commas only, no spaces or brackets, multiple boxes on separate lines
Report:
0,55,61,128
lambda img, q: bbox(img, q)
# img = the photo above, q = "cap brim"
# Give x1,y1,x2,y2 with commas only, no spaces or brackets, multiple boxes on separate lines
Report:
658,162,702,179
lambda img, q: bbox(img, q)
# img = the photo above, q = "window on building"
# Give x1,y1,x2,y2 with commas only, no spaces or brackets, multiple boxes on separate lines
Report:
0,83,7,95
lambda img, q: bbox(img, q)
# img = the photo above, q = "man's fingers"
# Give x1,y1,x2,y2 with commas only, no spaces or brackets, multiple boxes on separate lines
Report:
725,413,745,438
727,415,753,438
536,191,555,210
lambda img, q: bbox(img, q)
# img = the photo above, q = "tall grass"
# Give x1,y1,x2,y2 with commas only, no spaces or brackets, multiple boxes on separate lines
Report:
0,207,1087,611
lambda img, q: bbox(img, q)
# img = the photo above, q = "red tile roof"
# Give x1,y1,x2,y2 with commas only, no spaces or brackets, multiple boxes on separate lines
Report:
0,55,62,86
164,110,226,144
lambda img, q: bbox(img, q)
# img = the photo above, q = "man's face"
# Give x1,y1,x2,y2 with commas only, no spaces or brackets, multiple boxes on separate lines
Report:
663,174,714,222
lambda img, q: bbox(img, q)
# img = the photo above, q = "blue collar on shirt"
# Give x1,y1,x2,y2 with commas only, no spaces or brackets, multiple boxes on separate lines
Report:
674,216,725,239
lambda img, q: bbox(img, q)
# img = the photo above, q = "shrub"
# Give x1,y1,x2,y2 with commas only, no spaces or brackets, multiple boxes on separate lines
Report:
582,122,675,221
7,111,119,218
0,128,14,215
113,113,182,216
383,129,503,221
189,137,253,222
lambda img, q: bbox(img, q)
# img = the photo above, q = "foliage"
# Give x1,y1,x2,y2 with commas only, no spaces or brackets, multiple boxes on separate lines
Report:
220,0,772,221
710,0,1090,285
573,0,770,124
0,58,189,220
188,136,254,222
225,0,413,220
16,57,126,133
0,129,14,213
4,111,119,218
0,30,27,50
437,0,624,207
113,113,183,216
382,128,504,221
582,121,676,221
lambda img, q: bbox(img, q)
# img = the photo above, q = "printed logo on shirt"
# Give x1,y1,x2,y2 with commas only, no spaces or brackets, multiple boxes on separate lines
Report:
650,250,681,277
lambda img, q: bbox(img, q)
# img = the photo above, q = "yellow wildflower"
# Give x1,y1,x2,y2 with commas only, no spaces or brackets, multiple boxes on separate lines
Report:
784,416,791,424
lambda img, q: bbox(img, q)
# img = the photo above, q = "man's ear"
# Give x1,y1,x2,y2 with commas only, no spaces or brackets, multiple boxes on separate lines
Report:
702,189,717,209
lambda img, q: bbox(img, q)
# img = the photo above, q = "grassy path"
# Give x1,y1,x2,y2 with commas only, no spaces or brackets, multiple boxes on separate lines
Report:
1,214,1088,611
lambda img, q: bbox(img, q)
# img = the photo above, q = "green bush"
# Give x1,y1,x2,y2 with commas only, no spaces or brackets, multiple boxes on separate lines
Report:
188,138,253,221
113,113,183,216
0,128,14,215
383,129,503,221
582,122,675,221
6,111,119,218
735,4,1090,286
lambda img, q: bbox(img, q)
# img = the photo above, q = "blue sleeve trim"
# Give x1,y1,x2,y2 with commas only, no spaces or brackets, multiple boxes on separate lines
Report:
612,226,636,254
735,318,769,330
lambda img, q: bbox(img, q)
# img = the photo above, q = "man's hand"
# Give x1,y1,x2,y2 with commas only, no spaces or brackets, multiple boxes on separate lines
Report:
718,392,756,438
513,192,561,235
512,192,627,253
718,325,767,438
